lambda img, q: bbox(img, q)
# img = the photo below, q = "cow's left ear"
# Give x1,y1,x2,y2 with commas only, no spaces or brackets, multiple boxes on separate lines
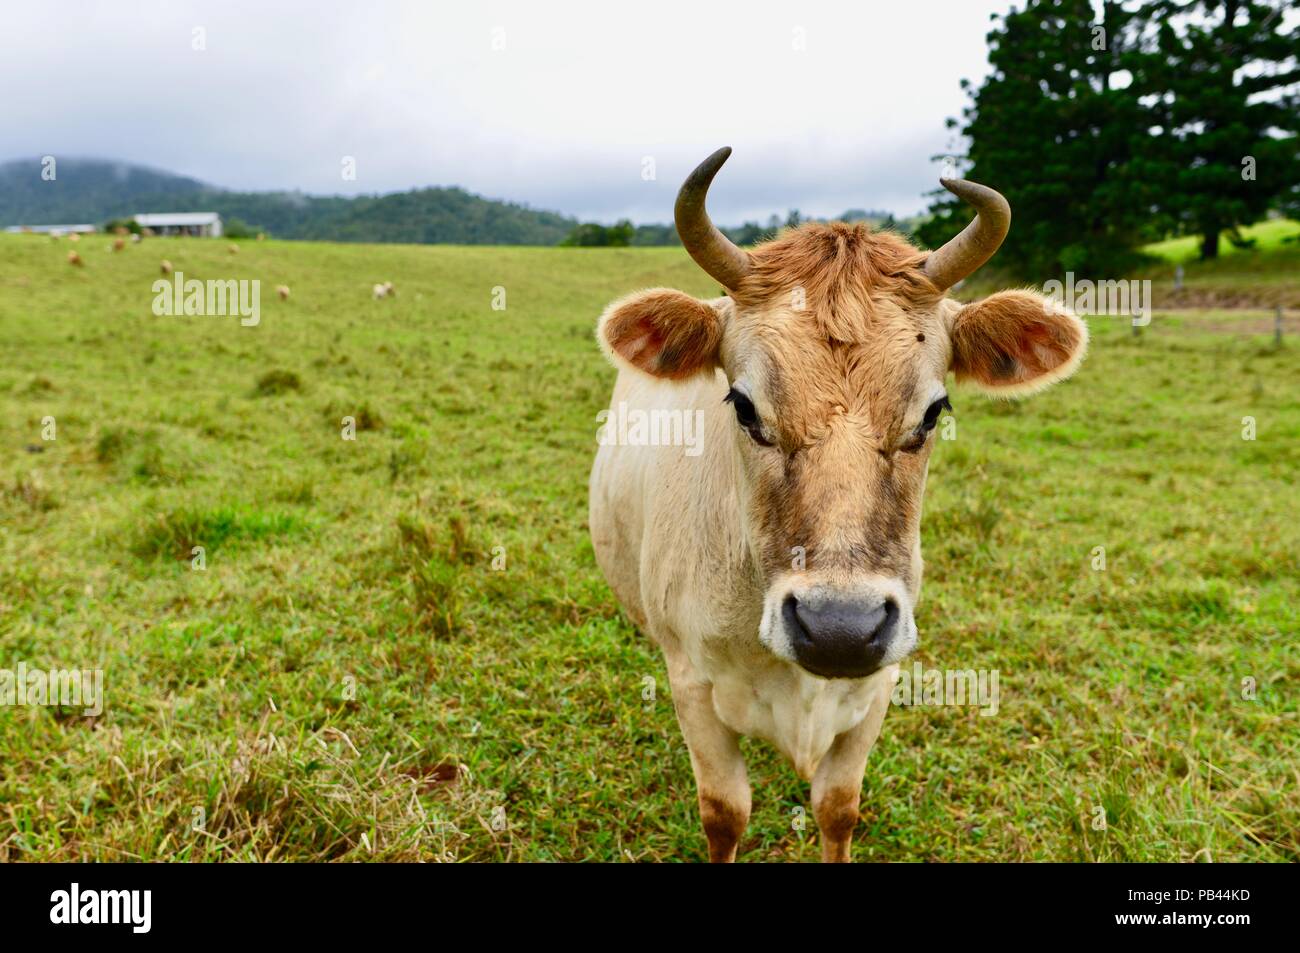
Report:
948,290,1088,397
598,288,728,380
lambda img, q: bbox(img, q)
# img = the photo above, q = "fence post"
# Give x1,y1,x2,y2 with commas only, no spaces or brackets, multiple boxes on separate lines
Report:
1276,305,1284,346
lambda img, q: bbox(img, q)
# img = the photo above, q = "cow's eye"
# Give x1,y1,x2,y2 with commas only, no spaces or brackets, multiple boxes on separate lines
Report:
921,395,952,431
724,388,772,446
901,395,952,453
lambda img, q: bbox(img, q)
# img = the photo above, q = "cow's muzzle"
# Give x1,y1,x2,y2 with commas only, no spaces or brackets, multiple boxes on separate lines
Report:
783,593,899,679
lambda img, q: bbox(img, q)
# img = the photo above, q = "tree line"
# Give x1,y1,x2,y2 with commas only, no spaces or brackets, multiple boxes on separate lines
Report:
560,209,907,247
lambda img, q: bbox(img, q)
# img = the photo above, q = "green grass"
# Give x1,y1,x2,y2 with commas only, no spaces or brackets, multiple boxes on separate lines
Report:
963,218,1300,308
1143,218,1300,263
1136,221,1300,310
1,233,1297,862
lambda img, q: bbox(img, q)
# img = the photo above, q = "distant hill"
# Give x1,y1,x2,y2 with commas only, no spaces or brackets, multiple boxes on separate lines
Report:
0,159,211,225
0,157,577,245
0,157,913,246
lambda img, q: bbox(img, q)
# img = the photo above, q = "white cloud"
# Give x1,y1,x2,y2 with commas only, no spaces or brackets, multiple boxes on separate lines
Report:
0,0,1012,221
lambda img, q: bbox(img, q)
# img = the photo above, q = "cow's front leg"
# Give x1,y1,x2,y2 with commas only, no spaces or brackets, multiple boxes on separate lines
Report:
811,670,894,863
665,659,750,863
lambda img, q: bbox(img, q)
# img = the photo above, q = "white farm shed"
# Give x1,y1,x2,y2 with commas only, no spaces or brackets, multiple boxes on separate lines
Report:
133,212,223,237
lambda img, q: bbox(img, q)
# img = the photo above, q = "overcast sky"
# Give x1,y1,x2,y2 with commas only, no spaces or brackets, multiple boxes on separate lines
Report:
2,1,1030,223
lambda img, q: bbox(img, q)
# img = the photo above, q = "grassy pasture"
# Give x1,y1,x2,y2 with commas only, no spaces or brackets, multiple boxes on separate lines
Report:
956,219,1300,309
1139,225,1300,310
1143,218,1300,263
0,233,1297,862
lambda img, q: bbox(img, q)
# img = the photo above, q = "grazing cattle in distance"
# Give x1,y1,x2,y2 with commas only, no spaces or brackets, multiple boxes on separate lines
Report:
67,251,83,267
588,148,1087,862
276,285,290,301
112,238,126,252
372,281,395,299
160,259,173,275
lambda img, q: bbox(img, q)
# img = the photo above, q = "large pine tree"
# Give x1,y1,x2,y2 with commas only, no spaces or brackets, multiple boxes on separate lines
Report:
922,0,1300,274
919,0,1151,280
1127,0,1299,258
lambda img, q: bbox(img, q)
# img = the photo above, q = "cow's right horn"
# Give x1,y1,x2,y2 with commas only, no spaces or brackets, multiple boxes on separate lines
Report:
675,147,753,292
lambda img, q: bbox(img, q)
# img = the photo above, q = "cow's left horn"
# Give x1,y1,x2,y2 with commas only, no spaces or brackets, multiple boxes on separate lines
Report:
923,179,1011,291
675,147,752,291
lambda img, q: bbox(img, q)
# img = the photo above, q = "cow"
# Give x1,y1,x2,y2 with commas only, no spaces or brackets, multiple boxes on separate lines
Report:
588,148,1087,863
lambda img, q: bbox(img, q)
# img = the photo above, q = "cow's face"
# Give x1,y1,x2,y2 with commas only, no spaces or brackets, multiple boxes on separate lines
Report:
600,223,1086,680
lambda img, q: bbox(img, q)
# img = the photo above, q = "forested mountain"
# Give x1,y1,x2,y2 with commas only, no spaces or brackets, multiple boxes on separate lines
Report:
1,156,914,246
0,157,577,244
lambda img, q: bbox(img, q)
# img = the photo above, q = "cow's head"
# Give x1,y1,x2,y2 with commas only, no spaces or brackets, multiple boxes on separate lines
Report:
599,148,1086,680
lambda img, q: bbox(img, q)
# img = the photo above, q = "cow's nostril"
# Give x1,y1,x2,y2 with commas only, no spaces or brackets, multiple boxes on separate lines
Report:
868,599,900,647
782,594,808,645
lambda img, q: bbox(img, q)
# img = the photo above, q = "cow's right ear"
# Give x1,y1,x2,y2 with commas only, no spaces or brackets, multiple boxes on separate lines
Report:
598,288,727,380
